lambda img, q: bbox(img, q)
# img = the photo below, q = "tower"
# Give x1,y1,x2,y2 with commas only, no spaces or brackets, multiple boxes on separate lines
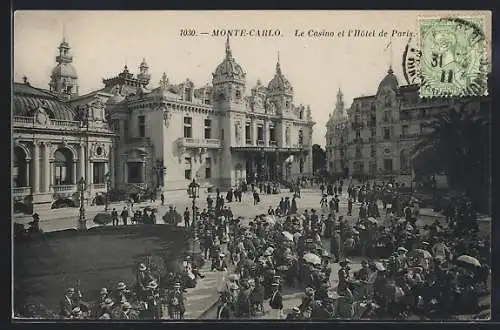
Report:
49,32,79,100
212,36,246,110
267,52,294,114
137,58,151,86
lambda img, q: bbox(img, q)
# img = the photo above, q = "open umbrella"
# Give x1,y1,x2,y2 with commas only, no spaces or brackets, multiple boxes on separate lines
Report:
282,231,294,241
303,253,321,265
93,213,112,225
456,255,481,267
265,215,276,225
367,217,378,225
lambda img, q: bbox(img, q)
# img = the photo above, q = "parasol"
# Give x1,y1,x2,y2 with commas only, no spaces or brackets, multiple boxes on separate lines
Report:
456,255,481,267
374,261,386,271
367,217,378,225
409,249,433,259
303,253,322,265
282,231,294,241
265,215,276,225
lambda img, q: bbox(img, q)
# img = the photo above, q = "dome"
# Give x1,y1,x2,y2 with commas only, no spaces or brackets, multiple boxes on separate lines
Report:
377,66,399,93
267,61,293,95
212,37,246,85
51,63,78,79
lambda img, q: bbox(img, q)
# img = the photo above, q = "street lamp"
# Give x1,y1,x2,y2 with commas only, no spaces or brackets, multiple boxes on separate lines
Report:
187,179,201,258
104,172,111,212
77,177,87,230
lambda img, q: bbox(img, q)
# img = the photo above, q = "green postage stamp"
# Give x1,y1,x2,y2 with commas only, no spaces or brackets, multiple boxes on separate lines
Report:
418,16,488,98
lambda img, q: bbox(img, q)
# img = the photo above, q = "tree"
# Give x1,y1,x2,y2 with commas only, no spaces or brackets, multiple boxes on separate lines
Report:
312,144,326,175
410,101,490,213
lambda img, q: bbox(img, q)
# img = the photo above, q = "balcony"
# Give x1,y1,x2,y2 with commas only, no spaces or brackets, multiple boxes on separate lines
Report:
12,187,31,197
92,183,106,190
256,140,265,146
13,116,81,130
245,139,252,145
270,140,278,147
52,184,77,194
177,137,222,149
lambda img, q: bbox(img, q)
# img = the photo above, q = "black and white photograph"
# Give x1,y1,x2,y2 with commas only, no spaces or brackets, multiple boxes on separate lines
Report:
12,10,492,321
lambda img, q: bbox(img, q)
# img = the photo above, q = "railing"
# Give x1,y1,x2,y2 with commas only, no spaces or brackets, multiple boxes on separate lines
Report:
12,187,31,196
245,139,252,145
92,183,106,190
52,184,77,193
270,140,278,147
13,116,81,129
177,137,222,149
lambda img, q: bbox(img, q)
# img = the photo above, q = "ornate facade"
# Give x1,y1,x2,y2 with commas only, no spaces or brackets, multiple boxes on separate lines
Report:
106,37,315,192
325,66,491,185
13,37,115,212
13,36,315,212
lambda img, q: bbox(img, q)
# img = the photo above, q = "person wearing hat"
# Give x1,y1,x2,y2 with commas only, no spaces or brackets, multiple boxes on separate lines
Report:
396,247,409,272
113,282,133,304
59,287,77,318
269,281,283,319
111,208,119,227
356,260,371,282
97,297,114,319
142,280,161,320
69,306,83,319
136,263,154,300
167,282,186,319
211,252,228,272
28,213,42,233
286,306,302,320
338,259,352,295
118,301,138,320
97,288,109,304
120,207,129,226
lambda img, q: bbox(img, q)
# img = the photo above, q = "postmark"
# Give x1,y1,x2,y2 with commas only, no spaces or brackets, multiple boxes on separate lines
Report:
418,16,488,98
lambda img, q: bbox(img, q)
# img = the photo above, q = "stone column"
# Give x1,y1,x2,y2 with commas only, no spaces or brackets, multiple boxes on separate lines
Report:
25,160,31,187
72,161,77,184
252,120,257,145
43,143,51,192
142,160,146,183
88,161,94,184
124,162,128,183
264,121,270,147
32,142,40,193
79,144,85,181
49,161,55,186
109,147,115,188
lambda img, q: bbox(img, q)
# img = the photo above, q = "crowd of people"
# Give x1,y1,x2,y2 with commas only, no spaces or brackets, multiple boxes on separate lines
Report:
16,176,490,320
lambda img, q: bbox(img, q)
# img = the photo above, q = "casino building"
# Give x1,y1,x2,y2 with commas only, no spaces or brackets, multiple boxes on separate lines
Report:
13,35,315,213
325,66,491,186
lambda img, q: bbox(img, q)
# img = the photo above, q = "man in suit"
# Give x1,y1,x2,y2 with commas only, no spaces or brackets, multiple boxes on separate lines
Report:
111,208,119,227
211,253,228,272
59,287,77,318
269,282,283,319
184,207,190,228
120,207,129,226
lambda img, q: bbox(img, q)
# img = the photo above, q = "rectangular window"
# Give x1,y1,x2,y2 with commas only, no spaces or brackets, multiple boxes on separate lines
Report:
184,157,192,180
221,128,224,141
257,125,264,144
204,119,212,139
384,111,390,122
205,157,212,179
370,161,377,174
127,162,142,183
93,162,106,184
370,145,376,157
384,158,393,171
184,88,192,102
184,117,192,138
384,128,391,140
402,125,409,137
138,116,146,137
245,122,251,144
356,129,361,138
371,127,376,137
269,126,276,144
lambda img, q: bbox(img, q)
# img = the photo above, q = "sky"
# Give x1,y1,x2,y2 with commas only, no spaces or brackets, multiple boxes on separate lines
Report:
13,10,491,146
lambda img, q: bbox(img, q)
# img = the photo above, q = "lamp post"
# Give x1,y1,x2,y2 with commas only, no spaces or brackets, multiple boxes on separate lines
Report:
187,179,201,258
78,177,87,230
104,172,111,212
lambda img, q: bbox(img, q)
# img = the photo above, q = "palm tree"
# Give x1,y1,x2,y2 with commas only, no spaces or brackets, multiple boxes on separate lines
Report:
410,101,490,212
